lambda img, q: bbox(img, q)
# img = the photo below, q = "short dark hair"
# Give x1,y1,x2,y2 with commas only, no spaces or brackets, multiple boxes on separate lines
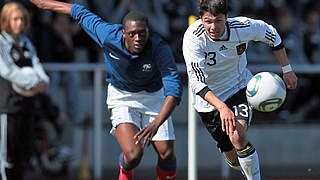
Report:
198,0,228,17
122,11,149,27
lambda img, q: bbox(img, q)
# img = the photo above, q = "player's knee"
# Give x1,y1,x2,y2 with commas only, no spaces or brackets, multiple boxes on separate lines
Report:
125,149,143,166
155,141,175,162
229,128,248,149
158,149,175,162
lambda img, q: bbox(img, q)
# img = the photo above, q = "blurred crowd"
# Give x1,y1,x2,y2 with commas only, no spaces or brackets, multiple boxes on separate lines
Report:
1,0,319,65
1,0,320,122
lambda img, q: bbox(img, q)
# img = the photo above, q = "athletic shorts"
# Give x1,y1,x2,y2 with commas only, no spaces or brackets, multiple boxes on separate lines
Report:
198,88,252,152
107,84,175,141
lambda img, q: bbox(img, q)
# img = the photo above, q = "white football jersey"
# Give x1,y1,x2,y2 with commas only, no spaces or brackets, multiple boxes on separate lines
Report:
183,17,282,112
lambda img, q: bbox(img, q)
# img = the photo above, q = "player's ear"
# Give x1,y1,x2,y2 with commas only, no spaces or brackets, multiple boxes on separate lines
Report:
122,28,126,38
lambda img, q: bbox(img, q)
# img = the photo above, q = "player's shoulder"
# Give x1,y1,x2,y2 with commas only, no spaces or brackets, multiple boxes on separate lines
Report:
185,19,205,38
149,32,170,47
228,16,266,29
228,16,253,29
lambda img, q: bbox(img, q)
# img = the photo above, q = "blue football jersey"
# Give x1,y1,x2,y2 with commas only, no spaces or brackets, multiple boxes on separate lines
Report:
71,4,182,100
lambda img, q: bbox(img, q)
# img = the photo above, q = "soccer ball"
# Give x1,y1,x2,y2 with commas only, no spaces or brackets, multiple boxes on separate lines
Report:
12,66,39,97
246,72,286,112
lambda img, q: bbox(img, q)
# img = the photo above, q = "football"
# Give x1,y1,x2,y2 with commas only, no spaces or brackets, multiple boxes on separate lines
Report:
12,66,39,97
246,72,286,112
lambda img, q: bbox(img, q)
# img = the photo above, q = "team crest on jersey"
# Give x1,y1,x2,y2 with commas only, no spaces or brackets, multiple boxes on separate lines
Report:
236,43,246,55
142,64,152,72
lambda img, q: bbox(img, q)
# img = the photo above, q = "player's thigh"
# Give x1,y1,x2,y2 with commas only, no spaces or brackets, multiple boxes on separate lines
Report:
227,96,252,145
225,88,253,126
115,123,143,154
198,111,234,152
110,106,144,154
227,98,252,147
152,140,175,161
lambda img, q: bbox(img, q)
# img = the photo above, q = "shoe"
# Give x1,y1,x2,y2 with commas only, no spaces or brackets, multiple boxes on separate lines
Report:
119,162,133,180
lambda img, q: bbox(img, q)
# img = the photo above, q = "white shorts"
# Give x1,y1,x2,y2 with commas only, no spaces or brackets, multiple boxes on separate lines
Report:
107,84,175,141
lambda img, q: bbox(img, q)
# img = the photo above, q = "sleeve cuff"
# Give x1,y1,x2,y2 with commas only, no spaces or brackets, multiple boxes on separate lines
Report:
271,41,284,51
196,86,211,99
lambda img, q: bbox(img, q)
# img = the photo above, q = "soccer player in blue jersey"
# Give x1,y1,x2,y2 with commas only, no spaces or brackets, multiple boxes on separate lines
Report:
30,0,183,180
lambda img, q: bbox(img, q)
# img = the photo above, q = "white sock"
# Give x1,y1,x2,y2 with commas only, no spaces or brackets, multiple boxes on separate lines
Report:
238,151,261,180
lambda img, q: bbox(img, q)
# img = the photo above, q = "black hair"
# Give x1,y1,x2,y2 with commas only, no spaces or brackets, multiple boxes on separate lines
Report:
198,0,228,17
122,11,149,27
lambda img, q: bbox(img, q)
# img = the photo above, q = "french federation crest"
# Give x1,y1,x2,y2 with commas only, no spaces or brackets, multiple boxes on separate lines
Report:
236,43,246,55
142,64,152,72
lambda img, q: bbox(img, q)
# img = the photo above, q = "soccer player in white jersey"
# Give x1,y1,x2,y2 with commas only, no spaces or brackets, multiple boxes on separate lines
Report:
182,0,298,179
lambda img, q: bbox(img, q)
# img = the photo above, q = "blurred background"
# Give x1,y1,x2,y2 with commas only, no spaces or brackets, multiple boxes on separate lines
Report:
1,0,320,179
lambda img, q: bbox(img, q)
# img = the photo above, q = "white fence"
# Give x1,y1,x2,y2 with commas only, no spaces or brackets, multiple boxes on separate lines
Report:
43,63,318,179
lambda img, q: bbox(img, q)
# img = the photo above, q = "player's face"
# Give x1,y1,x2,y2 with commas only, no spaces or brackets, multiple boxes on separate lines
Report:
9,9,25,36
201,12,227,40
122,20,149,55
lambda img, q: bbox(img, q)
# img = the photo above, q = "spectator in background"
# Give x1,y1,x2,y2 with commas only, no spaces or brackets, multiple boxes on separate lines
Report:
0,2,49,179
90,0,132,23
46,13,82,123
71,0,101,63
275,6,306,64
101,0,170,39
164,0,195,63
279,2,320,121
303,3,320,64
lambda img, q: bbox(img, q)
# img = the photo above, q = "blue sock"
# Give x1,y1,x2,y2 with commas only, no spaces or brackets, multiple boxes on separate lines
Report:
157,158,177,171
119,152,133,171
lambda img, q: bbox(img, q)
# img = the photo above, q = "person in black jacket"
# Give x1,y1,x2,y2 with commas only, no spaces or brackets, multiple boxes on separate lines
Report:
0,2,49,179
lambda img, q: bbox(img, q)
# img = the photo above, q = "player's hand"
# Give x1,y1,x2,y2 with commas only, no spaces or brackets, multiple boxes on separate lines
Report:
134,121,159,147
218,106,236,135
283,71,298,90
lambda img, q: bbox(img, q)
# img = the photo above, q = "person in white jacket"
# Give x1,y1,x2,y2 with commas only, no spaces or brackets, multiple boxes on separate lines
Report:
0,2,49,180
182,0,297,179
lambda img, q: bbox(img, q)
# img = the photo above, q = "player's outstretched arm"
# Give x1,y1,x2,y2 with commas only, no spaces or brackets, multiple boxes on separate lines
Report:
273,48,298,90
29,0,72,15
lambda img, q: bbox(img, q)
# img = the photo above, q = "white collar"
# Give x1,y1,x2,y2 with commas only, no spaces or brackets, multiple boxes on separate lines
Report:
1,31,15,43
0,31,24,46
